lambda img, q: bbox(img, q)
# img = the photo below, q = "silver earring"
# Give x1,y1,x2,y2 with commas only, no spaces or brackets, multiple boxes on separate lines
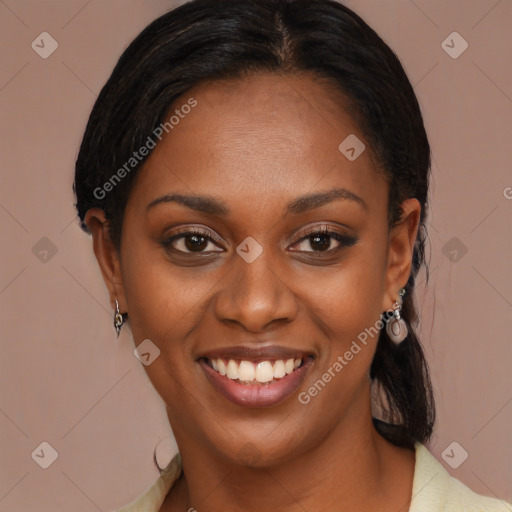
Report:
385,288,408,345
114,299,125,338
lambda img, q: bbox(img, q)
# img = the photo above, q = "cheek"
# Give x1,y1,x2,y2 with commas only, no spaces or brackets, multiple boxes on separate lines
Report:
292,270,386,429
301,242,387,336
119,244,216,415
293,241,388,392
119,233,218,349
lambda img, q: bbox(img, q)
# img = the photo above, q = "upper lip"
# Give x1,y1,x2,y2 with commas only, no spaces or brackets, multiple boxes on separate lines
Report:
199,344,314,362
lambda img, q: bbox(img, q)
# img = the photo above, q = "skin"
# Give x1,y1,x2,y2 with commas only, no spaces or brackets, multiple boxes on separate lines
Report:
86,71,421,512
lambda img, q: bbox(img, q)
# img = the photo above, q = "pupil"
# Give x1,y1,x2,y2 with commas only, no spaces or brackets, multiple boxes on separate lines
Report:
311,234,330,251
185,234,208,251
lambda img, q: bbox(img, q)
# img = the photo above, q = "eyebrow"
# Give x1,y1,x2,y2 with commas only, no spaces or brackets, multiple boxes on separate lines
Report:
146,188,367,215
286,188,367,214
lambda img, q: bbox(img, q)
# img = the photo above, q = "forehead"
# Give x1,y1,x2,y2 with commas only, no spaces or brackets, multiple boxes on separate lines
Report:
131,72,387,215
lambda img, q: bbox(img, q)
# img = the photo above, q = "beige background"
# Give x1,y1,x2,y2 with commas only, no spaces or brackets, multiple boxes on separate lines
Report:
0,0,511,510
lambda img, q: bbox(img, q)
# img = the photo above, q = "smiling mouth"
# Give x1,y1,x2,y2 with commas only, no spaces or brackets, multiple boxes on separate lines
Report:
201,356,309,385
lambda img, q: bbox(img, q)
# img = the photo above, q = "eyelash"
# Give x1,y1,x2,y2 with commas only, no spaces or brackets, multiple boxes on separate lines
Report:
296,226,358,252
161,225,357,255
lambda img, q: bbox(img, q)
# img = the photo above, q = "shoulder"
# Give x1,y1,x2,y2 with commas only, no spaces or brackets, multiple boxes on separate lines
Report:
116,453,182,512
410,442,511,512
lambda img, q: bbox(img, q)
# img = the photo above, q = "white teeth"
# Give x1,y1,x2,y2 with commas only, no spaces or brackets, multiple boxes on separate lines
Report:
273,360,286,378
209,357,304,383
238,360,255,381
226,360,239,380
255,361,274,383
217,359,227,376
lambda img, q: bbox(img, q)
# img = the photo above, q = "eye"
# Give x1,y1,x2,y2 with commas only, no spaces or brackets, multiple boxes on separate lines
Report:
290,225,358,253
161,228,224,254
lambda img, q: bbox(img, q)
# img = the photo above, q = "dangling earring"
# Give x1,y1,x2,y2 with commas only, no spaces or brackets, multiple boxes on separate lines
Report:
385,288,408,345
113,299,125,338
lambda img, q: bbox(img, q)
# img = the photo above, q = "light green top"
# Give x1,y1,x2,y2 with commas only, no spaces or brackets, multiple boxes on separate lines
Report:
117,443,511,511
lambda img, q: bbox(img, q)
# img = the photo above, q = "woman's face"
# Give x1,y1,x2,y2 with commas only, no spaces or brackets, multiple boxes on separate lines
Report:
91,72,419,466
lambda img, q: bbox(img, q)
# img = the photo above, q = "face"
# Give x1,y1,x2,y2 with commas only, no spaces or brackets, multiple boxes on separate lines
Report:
88,72,419,467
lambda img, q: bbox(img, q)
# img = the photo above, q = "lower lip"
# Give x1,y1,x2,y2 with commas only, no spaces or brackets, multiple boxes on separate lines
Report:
199,358,313,408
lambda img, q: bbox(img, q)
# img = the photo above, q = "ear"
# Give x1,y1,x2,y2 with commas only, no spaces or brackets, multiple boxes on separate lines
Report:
85,208,127,314
381,198,421,311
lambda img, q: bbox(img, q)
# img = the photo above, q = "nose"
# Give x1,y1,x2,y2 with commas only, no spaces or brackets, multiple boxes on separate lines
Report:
213,251,298,333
